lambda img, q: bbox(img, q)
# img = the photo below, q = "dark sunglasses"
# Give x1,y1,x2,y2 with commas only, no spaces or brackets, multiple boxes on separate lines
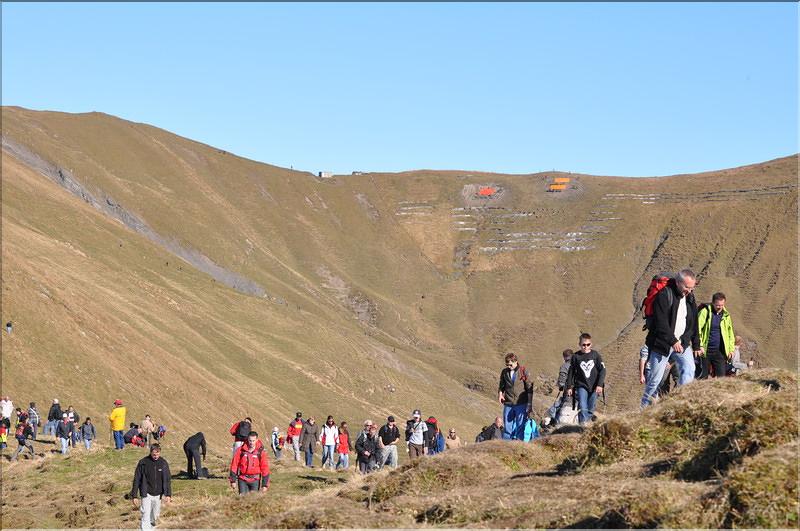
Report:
580,343,592,347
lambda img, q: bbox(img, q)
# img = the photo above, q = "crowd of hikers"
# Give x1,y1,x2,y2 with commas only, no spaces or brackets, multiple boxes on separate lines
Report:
0,268,759,529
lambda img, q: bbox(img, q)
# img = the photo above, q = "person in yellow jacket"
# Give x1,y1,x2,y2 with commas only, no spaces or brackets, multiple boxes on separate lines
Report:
109,399,127,450
697,292,736,379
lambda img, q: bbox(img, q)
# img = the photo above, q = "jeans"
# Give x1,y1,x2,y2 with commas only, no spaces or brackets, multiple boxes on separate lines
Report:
378,445,398,469
44,420,56,437
139,494,161,530
237,479,259,495
30,422,38,440
59,437,69,455
292,437,301,461
11,440,34,460
84,438,93,450
321,445,336,469
305,447,314,467
273,448,282,460
502,404,528,440
575,387,597,424
113,430,124,449
674,347,695,385
336,452,349,469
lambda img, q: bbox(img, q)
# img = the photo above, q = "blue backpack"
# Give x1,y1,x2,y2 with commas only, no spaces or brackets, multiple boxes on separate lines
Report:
523,418,540,442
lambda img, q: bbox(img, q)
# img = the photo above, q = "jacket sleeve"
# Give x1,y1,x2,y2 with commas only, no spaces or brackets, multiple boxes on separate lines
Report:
201,436,206,459
498,369,506,393
689,299,700,350
557,364,569,389
697,306,709,348
355,433,365,453
524,368,534,408
595,353,606,389
229,423,238,436
91,425,97,439
229,448,240,482
162,461,172,497
259,449,270,480
130,462,143,498
653,287,678,350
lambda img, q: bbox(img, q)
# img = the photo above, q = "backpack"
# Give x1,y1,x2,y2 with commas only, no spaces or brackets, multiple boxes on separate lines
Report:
15,423,26,439
405,420,415,442
641,274,673,331
236,421,251,439
475,425,491,443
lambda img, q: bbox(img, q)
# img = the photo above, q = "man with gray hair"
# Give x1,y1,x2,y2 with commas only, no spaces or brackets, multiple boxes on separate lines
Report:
641,269,700,408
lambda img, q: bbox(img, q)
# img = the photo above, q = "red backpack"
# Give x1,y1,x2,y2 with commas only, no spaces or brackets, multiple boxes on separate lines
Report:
641,274,673,330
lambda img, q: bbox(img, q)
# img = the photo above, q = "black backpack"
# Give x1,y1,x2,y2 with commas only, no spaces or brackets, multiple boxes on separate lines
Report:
475,425,490,443
405,420,415,442
236,421,251,439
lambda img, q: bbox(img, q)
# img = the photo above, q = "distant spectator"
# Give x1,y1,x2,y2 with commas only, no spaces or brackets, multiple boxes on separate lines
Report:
498,353,533,440
27,402,40,441
183,432,207,479
141,415,156,445
476,417,504,442
425,417,445,455
545,349,574,428
229,417,252,456
45,399,61,437
730,336,749,374
11,418,35,461
286,412,304,462
0,396,14,428
130,443,172,530
5,322,11,334
270,427,284,460
125,426,146,447
80,418,96,450
405,410,427,461
445,428,462,450
377,416,400,469
66,406,81,446
55,413,73,455
299,416,319,468
108,399,126,450
336,421,352,470
355,424,379,474
320,416,339,471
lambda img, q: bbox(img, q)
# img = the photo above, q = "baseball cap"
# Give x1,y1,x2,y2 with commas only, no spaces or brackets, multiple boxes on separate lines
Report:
114,399,122,405
412,409,421,418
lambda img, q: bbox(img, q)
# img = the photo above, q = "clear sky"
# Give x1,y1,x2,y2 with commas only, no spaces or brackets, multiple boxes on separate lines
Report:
2,2,798,176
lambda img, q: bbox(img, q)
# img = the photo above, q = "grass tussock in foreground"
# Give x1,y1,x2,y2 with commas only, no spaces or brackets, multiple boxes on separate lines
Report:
1,369,797,528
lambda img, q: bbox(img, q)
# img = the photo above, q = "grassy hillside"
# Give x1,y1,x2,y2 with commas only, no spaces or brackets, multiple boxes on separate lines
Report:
2,370,796,528
1,106,797,449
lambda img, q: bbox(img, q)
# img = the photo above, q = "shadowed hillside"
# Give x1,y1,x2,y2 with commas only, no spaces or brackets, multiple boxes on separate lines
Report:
1,107,797,449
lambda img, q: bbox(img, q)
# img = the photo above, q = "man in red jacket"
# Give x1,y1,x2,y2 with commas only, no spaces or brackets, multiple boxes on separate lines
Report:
229,431,270,495
286,412,304,462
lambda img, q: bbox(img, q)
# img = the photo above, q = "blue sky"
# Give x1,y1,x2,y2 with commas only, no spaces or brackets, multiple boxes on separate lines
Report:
3,3,797,176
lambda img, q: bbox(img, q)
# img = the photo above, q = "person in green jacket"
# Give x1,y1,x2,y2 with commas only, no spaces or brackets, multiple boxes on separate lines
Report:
697,292,736,379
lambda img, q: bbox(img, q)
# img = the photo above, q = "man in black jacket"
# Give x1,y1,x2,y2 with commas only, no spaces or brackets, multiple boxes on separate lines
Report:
183,432,207,479
641,269,700,408
131,444,172,530
566,334,606,424
45,399,61,438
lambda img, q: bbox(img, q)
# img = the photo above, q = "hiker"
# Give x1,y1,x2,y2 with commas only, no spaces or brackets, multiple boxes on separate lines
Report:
566,333,606,425
730,336,749,374
287,412,304,462
445,428,462,449
697,292,736,379
640,269,700,408
27,402,40,440
336,421,352,470
141,415,156,445
476,417,504,442
320,415,339,470
299,416,319,468
425,417,445,455
405,410,428,461
5,322,11,334
11,418,35,461
544,349,574,429
229,431,270,495
80,418,96,450
45,399,61,437
0,423,7,453
270,427,284,460
498,352,534,440
229,417,252,456
124,425,145,447
377,415,400,469
130,443,172,530
56,413,73,455
355,423,379,474
183,432,207,479
0,396,13,428
109,399,127,450
66,406,81,447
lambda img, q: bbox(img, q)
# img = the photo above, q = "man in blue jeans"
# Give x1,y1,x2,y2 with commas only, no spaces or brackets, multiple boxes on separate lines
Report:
641,269,700,408
497,352,533,440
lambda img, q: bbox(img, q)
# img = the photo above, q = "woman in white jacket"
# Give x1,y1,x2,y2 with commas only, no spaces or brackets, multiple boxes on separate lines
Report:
320,415,339,471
